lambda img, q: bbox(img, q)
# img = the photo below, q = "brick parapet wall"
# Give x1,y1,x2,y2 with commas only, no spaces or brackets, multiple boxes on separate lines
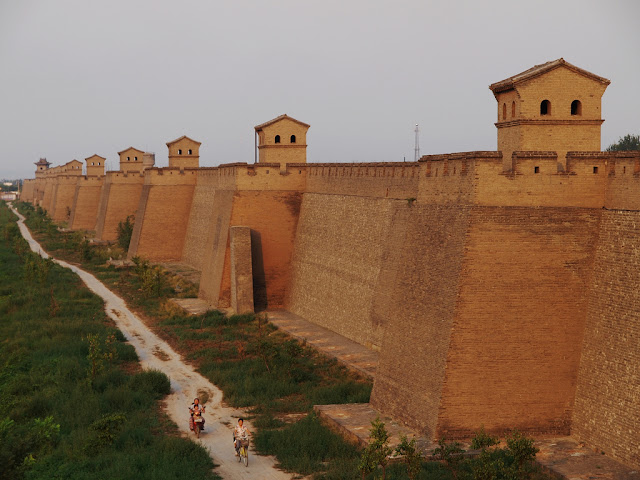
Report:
572,209,640,469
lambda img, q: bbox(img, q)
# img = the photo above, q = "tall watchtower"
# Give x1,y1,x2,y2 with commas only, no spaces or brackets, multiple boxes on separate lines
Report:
489,58,610,171
34,158,51,178
254,114,310,165
85,154,106,176
167,135,200,169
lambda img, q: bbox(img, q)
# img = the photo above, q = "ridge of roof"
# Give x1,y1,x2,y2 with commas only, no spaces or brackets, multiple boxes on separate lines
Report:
166,135,202,147
254,114,310,130
489,58,611,93
117,146,146,155
34,158,51,166
85,154,106,161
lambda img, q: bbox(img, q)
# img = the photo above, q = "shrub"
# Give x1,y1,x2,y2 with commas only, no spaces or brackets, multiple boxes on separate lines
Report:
395,434,424,480
116,215,135,251
131,370,172,396
359,417,392,479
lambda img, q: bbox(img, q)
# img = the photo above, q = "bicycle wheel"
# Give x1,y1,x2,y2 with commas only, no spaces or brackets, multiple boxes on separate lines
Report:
242,447,248,467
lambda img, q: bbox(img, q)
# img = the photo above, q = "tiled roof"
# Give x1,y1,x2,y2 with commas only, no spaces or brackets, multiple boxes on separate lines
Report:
166,135,201,147
254,114,310,131
489,58,610,93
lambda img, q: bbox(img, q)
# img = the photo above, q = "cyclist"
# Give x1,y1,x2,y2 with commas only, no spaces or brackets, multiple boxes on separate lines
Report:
233,418,250,455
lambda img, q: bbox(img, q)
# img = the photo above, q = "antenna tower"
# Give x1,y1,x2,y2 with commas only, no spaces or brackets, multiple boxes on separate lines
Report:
414,124,420,162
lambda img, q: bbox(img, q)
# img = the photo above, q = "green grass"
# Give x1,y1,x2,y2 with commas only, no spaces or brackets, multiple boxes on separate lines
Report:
0,202,219,480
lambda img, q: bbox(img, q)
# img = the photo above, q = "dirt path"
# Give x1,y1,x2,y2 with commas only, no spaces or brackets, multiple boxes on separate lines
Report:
12,206,292,480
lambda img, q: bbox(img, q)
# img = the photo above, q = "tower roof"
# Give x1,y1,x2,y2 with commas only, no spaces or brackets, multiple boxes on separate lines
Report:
166,135,201,147
85,154,106,162
34,158,51,166
254,114,310,131
489,58,610,94
117,146,146,155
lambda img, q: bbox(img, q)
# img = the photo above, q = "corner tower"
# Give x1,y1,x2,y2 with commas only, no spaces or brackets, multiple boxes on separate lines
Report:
489,58,610,170
254,114,310,165
167,135,200,169
34,158,51,178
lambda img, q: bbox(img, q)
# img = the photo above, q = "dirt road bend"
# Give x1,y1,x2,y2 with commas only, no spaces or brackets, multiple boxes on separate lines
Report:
12,206,292,480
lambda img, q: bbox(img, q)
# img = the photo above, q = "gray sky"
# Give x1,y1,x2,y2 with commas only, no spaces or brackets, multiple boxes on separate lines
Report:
1,0,638,179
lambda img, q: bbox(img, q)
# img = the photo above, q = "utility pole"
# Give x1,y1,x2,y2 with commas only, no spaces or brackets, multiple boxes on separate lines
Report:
414,124,420,162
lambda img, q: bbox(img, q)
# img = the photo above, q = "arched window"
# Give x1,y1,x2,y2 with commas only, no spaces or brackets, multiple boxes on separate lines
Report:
134,156,138,161
178,149,182,155
127,156,130,161
502,103,507,120
188,149,192,154
91,162,94,166
511,101,516,117
571,100,582,116
540,100,551,116
290,135,296,143
275,135,281,144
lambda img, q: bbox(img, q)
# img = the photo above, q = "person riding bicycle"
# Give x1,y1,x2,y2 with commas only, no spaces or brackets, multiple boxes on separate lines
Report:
189,398,205,431
233,418,250,455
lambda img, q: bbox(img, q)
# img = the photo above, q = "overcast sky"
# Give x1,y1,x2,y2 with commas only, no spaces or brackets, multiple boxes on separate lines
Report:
1,0,638,179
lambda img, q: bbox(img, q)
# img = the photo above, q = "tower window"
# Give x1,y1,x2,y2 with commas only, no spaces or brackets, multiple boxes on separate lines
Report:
98,162,101,165
188,149,192,154
127,156,130,161
502,103,507,120
91,162,94,166
571,100,582,116
593,166,598,174
534,166,539,174
511,101,516,117
290,135,296,143
134,156,138,161
540,100,551,115
178,149,182,155
275,135,281,144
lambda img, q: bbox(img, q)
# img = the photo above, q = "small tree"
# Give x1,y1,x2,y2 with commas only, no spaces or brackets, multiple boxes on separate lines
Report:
506,430,538,478
471,425,499,450
432,437,465,479
359,417,392,479
116,215,135,251
395,434,423,479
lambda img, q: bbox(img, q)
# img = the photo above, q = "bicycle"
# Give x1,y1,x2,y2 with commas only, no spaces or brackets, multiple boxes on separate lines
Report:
235,437,249,467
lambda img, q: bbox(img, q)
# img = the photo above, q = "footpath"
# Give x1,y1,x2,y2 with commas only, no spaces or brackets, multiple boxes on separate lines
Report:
12,205,292,480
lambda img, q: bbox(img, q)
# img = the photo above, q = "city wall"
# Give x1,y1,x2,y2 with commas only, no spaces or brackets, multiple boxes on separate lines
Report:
68,176,104,231
18,150,640,469
128,167,198,261
94,171,145,241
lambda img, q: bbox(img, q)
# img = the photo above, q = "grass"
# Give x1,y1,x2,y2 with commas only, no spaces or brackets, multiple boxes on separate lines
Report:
0,201,219,480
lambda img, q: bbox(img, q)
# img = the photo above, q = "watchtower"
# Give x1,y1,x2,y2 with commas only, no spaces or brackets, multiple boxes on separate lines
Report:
489,58,610,171
63,160,84,176
34,158,51,178
167,135,200,169
85,154,106,177
118,147,146,173
254,114,310,165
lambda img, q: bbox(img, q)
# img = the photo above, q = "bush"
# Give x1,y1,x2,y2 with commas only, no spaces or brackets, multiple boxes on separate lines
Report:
116,215,135,251
131,370,172,397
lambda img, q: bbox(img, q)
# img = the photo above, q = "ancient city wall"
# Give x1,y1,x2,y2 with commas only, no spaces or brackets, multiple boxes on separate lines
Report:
193,164,306,308
51,176,80,223
286,193,397,348
94,171,145,241
572,209,640,468
69,176,104,231
127,168,197,261
42,179,55,212
435,207,600,438
21,180,35,203
369,203,471,436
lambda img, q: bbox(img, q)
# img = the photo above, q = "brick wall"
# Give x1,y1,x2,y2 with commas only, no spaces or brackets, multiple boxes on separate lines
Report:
306,163,420,199
370,203,471,437
94,172,145,241
68,177,103,231
51,176,78,223
198,189,234,307
436,207,600,438
572,210,640,469
286,193,396,348
127,168,197,261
